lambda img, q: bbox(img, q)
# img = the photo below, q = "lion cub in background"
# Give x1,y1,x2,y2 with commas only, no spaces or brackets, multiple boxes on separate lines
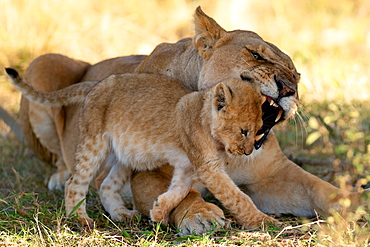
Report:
6,68,276,229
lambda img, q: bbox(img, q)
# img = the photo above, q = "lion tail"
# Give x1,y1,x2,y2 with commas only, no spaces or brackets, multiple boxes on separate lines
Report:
5,68,98,106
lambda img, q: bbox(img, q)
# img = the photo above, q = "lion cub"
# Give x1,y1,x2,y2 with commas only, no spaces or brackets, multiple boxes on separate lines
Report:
6,68,275,228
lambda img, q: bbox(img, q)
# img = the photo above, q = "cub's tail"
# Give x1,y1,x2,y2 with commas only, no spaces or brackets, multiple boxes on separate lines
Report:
5,68,98,106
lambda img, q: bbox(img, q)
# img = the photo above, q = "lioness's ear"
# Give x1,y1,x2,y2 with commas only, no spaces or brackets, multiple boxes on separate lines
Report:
213,83,232,111
193,6,227,59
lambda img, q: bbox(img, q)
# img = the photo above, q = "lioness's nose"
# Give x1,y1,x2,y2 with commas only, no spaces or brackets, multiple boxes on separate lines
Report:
274,75,295,98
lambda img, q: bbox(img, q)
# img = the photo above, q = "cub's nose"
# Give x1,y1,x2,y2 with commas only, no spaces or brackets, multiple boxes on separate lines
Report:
243,145,254,156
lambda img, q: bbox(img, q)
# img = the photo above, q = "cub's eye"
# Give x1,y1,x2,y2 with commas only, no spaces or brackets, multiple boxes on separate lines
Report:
241,129,248,137
251,52,264,60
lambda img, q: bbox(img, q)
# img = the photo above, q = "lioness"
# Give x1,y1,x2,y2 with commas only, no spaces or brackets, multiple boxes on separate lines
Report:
7,67,276,228
15,7,367,234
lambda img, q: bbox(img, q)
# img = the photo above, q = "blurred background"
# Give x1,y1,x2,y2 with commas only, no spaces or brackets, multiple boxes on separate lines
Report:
0,0,369,184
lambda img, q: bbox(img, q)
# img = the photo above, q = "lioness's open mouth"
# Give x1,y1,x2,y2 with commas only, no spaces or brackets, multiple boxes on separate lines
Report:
254,95,284,150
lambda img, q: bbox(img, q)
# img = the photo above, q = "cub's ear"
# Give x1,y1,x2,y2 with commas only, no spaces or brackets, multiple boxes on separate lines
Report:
213,82,232,111
193,6,227,59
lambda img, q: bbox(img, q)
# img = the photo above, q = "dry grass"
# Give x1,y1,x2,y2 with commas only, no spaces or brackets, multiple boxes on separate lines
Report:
1,0,370,101
0,0,369,246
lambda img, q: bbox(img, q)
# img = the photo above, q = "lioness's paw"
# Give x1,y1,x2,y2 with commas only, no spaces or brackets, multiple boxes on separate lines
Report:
48,171,70,191
177,211,230,236
110,207,140,222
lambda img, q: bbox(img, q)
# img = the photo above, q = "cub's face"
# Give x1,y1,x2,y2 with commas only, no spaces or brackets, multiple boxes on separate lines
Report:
210,80,263,156
198,31,300,149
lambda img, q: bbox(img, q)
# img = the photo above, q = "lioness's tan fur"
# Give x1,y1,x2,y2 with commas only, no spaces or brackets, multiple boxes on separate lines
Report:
12,7,368,235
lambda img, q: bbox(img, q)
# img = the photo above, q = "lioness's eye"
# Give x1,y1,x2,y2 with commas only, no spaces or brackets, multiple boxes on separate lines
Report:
251,52,264,61
241,129,248,137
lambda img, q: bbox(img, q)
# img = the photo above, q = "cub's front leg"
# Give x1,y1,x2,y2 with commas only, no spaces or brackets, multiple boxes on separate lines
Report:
131,165,229,235
150,165,194,225
196,160,279,229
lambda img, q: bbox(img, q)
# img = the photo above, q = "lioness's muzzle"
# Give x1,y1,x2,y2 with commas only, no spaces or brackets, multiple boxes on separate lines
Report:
254,95,285,150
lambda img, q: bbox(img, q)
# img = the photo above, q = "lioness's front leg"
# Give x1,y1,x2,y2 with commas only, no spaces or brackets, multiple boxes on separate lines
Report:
243,158,369,217
131,165,228,235
233,131,369,217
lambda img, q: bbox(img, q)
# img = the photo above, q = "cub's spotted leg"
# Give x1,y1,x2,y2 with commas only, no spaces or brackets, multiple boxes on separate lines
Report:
65,136,109,227
197,162,279,229
150,164,194,225
98,160,139,221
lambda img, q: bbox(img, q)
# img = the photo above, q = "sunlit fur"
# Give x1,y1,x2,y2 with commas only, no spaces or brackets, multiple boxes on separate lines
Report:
9,69,275,228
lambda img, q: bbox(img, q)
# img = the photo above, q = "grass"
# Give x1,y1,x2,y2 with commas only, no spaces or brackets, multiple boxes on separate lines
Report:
0,134,326,246
1,0,370,246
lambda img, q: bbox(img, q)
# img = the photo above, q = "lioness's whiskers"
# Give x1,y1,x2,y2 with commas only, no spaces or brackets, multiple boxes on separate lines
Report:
297,106,311,123
295,111,308,146
239,57,255,71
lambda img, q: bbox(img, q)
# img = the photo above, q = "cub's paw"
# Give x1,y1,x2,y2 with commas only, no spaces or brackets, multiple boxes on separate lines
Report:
150,206,170,225
240,214,280,230
110,207,140,222
260,215,281,229
177,209,230,236
77,216,94,231
48,171,70,191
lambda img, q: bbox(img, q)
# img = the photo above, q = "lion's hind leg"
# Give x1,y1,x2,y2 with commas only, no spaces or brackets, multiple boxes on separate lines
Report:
27,102,70,191
65,134,109,226
18,54,90,191
48,159,70,190
98,157,139,221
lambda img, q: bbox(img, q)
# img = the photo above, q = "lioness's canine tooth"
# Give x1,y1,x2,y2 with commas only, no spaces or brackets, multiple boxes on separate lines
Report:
275,109,283,122
255,133,264,141
269,99,279,108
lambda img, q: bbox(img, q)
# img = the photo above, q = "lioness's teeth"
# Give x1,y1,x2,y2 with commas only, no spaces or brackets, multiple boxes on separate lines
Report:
269,99,275,106
255,133,264,141
275,109,283,122
261,96,267,105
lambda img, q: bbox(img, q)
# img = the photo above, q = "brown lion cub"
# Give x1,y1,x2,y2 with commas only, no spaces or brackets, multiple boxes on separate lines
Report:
6,68,276,228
